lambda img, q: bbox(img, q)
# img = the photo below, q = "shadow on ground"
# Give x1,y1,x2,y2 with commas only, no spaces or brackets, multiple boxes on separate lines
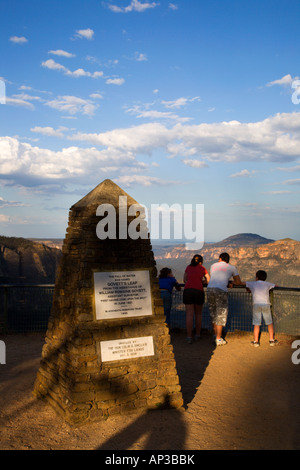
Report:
170,329,216,407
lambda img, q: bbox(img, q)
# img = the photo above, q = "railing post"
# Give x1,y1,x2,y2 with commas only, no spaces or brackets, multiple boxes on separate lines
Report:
1,286,8,333
270,290,274,330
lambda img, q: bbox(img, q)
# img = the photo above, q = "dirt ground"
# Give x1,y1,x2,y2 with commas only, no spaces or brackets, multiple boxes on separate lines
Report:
0,330,299,451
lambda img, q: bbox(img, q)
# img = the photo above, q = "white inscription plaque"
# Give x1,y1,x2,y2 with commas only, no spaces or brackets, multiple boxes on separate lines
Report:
100,336,155,362
94,270,152,320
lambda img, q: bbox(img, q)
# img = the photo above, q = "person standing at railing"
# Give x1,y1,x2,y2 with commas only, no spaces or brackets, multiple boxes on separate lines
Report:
207,252,242,346
159,268,181,328
245,270,277,347
183,254,210,344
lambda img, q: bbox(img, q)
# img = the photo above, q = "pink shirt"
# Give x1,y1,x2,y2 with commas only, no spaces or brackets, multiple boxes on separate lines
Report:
184,264,208,291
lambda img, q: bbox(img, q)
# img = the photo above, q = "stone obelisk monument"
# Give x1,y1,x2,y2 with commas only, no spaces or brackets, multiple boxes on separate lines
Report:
34,179,183,425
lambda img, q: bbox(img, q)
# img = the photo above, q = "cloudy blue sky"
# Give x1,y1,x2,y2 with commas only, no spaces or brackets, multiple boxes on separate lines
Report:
0,0,300,243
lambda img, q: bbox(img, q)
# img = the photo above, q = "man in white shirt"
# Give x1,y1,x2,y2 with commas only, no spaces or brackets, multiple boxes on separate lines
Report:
207,252,242,346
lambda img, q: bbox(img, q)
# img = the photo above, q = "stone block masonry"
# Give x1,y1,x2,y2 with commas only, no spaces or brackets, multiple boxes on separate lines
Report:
33,179,183,425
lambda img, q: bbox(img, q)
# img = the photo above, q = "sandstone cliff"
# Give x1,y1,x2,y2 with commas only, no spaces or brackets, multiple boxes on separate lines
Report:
229,238,300,288
153,234,300,288
0,236,62,284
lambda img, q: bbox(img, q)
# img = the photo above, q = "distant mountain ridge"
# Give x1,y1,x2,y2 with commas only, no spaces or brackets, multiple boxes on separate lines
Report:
153,233,300,288
153,233,274,261
209,233,274,247
0,233,299,288
31,233,274,254
29,238,64,250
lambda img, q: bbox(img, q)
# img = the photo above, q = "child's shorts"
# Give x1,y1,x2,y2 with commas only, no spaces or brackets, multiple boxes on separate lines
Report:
252,304,273,326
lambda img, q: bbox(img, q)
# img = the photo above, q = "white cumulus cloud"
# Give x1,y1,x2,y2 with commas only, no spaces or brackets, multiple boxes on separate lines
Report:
45,95,98,116
74,28,94,40
30,126,68,138
69,111,300,163
41,59,103,79
162,96,201,109
0,136,146,186
1,111,300,189
135,52,148,61
9,36,28,44
49,49,76,58
182,159,208,169
5,97,35,110
107,0,159,13
106,77,125,85
266,74,299,87
230,169,253,178
115,175,173,187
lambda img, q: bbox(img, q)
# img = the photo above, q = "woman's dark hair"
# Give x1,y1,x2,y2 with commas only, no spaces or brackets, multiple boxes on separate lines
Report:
159,267,172,278
190,254,203,266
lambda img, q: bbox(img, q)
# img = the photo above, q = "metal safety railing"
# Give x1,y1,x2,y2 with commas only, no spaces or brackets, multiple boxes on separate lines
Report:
0,284,299,335
0,284,54,333
170,286,300,336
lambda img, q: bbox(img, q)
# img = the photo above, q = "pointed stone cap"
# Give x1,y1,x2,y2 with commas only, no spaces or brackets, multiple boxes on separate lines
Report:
71,179,138,210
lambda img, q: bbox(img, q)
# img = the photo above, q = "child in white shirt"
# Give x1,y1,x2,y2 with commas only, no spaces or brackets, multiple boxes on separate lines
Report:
246,270,277,347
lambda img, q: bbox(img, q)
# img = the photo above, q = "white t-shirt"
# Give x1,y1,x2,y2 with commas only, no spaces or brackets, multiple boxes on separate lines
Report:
246,280,275,305
207,261,239,291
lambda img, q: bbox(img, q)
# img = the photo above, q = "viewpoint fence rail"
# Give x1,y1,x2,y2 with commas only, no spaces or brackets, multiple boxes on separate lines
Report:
0,284,299,336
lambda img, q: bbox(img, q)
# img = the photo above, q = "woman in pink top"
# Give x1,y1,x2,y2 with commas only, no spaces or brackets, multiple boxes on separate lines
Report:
183,254,210,344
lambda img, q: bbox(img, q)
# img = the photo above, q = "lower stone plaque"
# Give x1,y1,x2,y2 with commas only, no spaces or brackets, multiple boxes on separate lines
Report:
100,336,155,362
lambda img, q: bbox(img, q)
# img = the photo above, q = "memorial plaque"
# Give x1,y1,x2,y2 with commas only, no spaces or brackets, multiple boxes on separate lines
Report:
100,336,154,362
94,270,152,320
